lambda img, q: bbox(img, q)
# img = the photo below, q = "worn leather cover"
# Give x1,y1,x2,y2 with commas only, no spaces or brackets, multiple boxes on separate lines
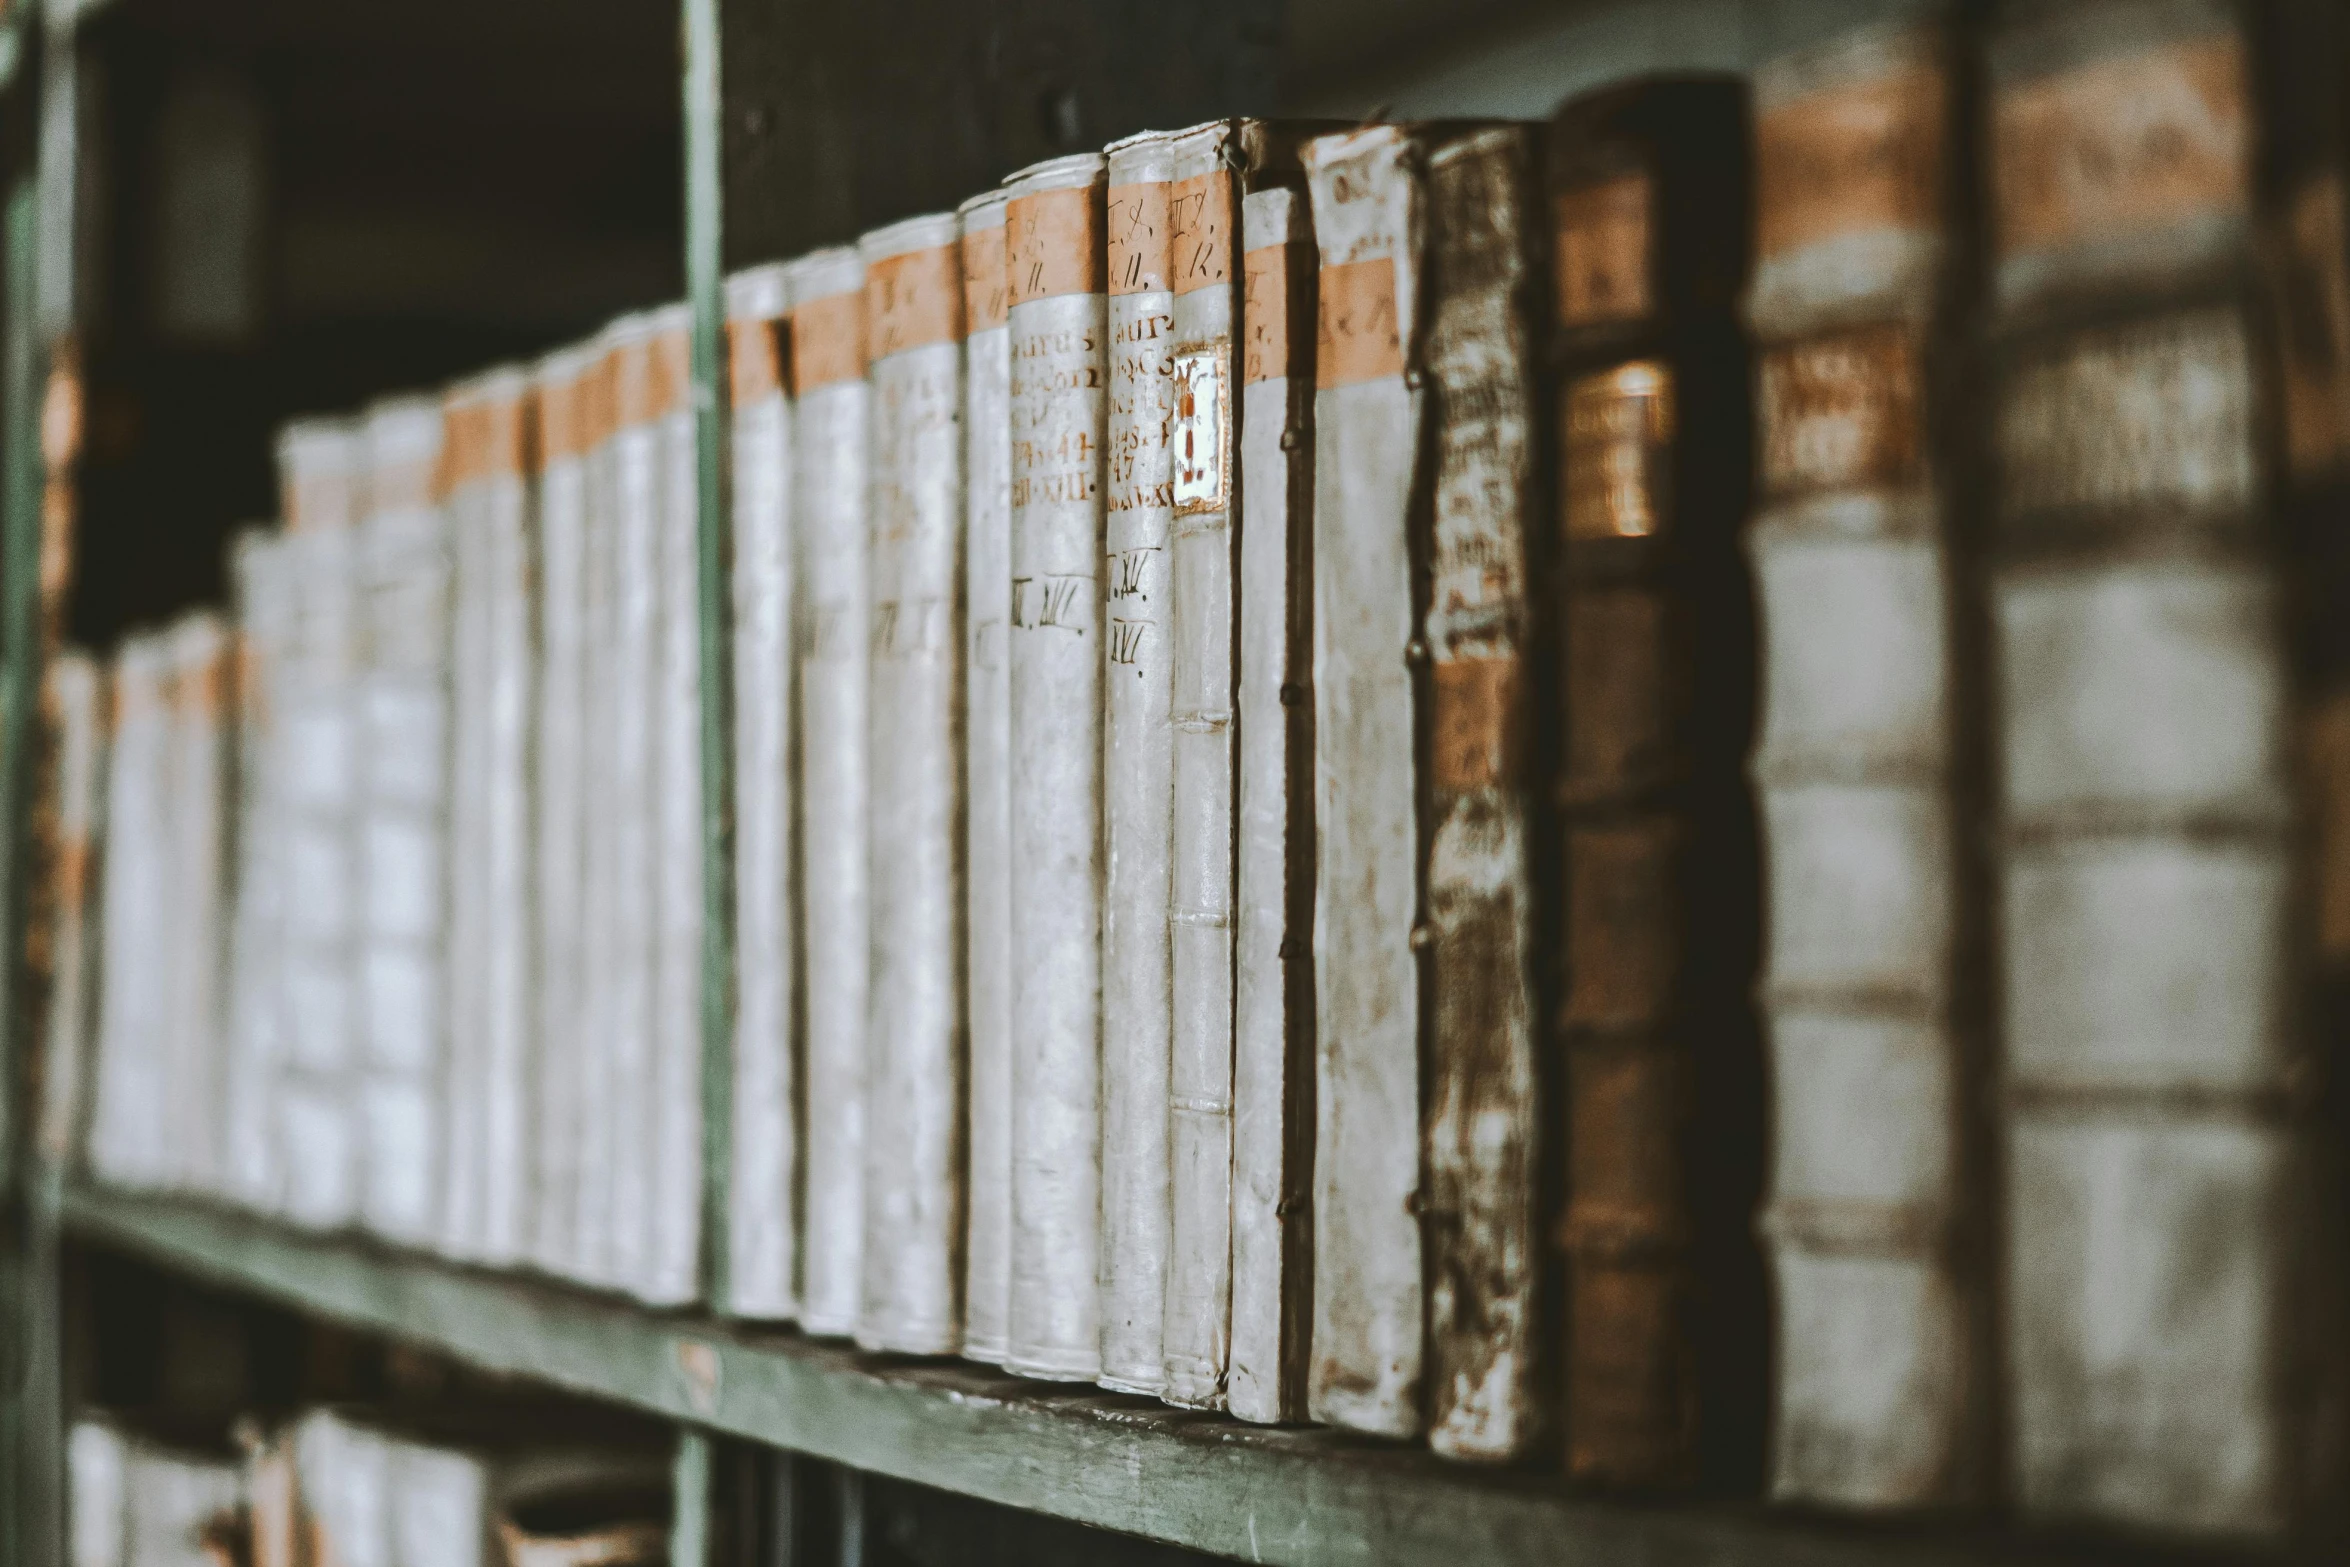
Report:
1987,0,2346,1537
1417,125,1546,1463
1547,77,1763,1491
858,212,968,1356
1746,4,1992,1511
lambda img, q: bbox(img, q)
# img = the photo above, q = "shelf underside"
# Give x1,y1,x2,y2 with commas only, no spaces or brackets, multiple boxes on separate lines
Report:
62,1185,2264,1567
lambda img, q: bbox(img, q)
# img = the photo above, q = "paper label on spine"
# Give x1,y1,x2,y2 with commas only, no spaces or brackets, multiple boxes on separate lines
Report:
1170,172,1234,296
794,290,867,390
1317,258,1403,388
867,245,963,358
1109,181,1171,296
1993,37,2249,260
1172,345,1229,512
1998,307,2253,515
1759,324,1924,496
728,318,784,407
1564,362,1674,539
963,223,1009,333
1243,245,1291,383
1012,187,1104,303
1553,173,1652,329
1756,65,1944,263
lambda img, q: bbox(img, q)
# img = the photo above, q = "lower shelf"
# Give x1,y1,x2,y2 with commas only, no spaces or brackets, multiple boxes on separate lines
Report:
61,1184,2254,1567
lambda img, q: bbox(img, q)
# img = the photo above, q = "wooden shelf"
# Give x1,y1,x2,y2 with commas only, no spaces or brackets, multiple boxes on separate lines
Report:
59,1183,2269,1567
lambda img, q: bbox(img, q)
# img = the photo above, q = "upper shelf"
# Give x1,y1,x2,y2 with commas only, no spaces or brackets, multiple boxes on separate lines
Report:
60,1184,2273,1567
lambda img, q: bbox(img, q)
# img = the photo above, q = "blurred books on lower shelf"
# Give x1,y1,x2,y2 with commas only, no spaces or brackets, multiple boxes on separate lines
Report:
42,0,2350,1545
66,1408,667,1567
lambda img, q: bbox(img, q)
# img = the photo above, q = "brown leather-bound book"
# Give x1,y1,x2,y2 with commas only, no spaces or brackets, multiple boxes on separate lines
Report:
1545,76,1762,1491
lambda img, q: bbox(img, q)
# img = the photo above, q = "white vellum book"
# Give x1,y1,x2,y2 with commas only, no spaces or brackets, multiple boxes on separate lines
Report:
1003,151,1109,1382
1098,127,1179,1396
724,261,801,1321
89,632,176,1193
1228,184,1315,1426
526,341,598,1284
1160,118,1243,1411
787,247,872,1338
649,304,705,1307
957,188,1015,1365
355,394,450,1247
857,212,967,1355
272,416,367,1230
1302,124,1427,1439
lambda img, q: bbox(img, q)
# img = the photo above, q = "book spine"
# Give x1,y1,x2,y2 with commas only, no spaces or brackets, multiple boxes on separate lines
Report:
478,375,537,1270
1302,124,1426,1439
529,351,589,1281
38,650,105,1180
571,347,622,1287
1420,125,1543,1464
857,216,968,1355
603,324,665,1292
1161,121,1241,1412
1745,14,1988,1509
1548,82,1761,1490
356,400,451,1247
959,192,1014,1365
725,267,800,1321
1004,153,1109,1381
442,392,490,1261
1984,1,2318,1534
652,312,705,1306
1229,185,1316,1426
168,614,234,1197
791,253,873,1337
220,537,289,1210
66,1422,126,1567
1100,129,1180,1396
90,637,174,1191
273,427,364,1228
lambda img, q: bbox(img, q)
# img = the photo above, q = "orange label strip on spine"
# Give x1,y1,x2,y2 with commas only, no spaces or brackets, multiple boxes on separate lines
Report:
867,245,964,359
1008,185,1104,306
1316,257,1403,388
793,289,868,391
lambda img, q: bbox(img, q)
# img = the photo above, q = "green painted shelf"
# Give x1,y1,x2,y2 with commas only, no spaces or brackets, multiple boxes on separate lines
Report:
59,1183,2271,1567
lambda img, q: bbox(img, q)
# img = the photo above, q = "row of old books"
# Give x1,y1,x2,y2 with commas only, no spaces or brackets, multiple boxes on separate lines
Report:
60,312,714,1306
68,1409,666,1567
48,0,2350,1542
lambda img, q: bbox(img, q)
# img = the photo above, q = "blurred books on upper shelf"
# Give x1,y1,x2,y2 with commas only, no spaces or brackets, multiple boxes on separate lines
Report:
47,5,2350,1544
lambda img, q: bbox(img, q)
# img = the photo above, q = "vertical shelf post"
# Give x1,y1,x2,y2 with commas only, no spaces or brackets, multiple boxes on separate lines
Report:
673,1427,715,1567
683,0,734,1317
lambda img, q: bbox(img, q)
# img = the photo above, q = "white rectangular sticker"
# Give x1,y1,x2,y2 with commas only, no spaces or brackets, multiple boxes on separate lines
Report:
1172,344,1229,512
